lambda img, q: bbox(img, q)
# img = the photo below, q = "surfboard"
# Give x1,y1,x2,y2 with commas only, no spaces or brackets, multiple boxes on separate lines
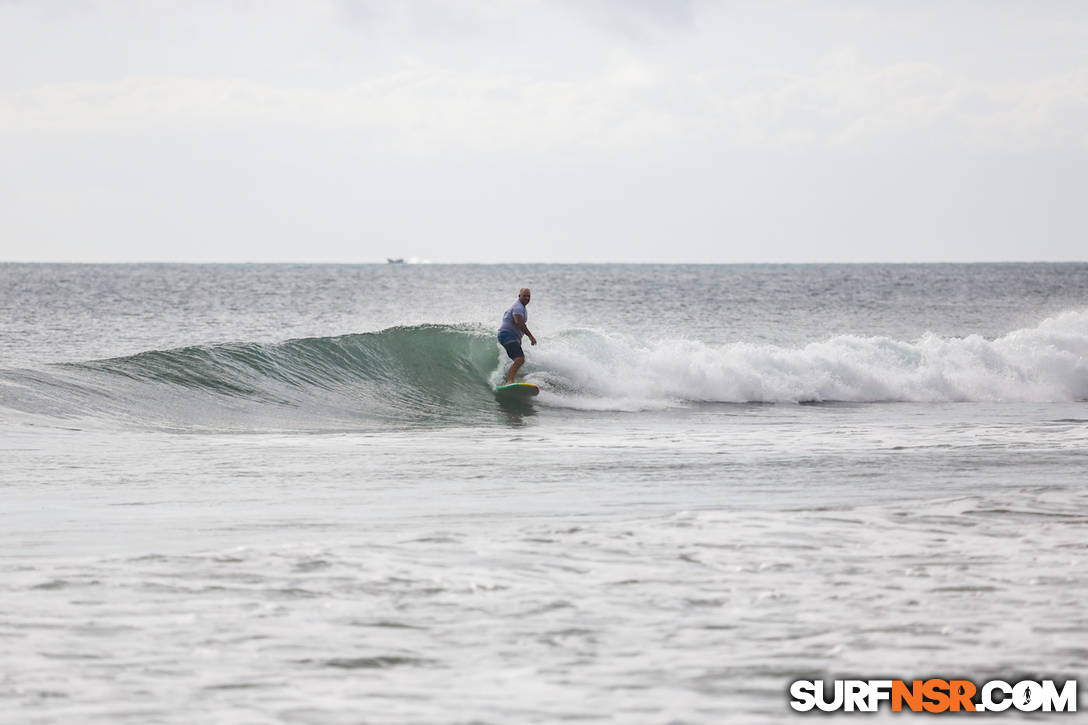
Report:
495,382,540,397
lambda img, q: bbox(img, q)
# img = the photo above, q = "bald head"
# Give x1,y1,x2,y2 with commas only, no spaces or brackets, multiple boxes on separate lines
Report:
518,288,531,305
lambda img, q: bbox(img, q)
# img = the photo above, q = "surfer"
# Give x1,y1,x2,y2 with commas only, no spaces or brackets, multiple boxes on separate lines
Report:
497,288,537,384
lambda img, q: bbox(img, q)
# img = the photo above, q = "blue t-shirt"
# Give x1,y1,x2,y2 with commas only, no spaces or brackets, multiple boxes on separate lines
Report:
497,301,528,341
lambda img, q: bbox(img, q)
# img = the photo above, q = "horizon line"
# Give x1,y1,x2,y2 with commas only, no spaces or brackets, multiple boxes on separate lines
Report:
1,259,1086,266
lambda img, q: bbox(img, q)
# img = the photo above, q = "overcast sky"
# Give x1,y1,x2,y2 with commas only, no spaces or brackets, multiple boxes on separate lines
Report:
2,0,1086,263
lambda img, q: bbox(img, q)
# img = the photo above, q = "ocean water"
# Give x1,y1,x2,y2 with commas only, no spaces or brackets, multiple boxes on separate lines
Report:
1,263,1086,723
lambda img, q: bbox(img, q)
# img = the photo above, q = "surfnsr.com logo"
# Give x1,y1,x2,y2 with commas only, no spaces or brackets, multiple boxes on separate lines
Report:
789,679,1077,713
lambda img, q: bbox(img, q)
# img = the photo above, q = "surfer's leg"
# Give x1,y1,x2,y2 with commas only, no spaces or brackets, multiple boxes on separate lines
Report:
500,339,525,383
504,356,525,384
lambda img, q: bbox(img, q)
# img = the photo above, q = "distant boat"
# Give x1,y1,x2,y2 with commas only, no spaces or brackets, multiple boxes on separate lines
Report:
386,258,405,264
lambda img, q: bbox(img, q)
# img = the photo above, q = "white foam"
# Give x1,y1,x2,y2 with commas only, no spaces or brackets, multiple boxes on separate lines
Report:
526,310,1088,408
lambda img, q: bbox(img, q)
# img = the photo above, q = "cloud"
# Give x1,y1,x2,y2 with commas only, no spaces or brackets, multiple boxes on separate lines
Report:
3,52,1085,157
554,0,699,41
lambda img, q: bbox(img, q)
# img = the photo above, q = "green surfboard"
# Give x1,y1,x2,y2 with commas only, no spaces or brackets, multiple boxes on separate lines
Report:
495,382,540,397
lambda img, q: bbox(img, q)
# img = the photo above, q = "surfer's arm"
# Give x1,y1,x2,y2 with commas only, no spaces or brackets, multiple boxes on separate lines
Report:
513,314,537,346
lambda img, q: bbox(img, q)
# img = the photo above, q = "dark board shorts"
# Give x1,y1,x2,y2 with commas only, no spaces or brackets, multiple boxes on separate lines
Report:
499,337,524,360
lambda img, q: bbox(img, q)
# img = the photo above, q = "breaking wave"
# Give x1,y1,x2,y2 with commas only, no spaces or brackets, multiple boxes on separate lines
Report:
533,309,1088,410
1,312,1086,430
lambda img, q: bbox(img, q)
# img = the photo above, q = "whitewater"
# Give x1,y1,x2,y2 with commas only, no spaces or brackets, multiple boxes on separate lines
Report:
1,263,1086,723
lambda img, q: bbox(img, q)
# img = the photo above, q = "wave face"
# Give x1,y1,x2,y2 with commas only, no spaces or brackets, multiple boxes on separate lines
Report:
0,325,505,429
2,313,1087,429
